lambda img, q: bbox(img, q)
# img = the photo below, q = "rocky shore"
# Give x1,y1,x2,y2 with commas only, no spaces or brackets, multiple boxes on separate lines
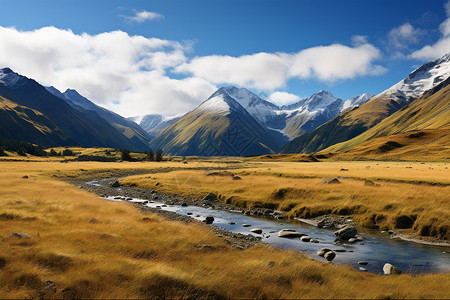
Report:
70,177,262,249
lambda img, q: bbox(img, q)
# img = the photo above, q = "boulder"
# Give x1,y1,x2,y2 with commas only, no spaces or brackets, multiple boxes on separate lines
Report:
364,180,376,186
324,251,336,261
317,248,333,257
250,228,263,234
321,178,341,184
383,263,402,275
205,216,214,224
242,224,252,227
277,229,304,238
310,238,319,243
110,180,120,187
317,219,326,228
358,261,369,265
300,236,311,242
88,218,97,223
359,267,367,272
233,175,242,180
203,193,217,201
334,226,357,240
181,202,188,207
10,232,31,239
22,175,29,179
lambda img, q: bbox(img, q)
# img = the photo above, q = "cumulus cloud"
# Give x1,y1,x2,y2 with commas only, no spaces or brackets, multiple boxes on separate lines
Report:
410,0,450,60
288,43,386,81
0,26,386,117
0,26,214,117
176,42,385,90
123,10,164,23
267,91,301,105
388,23,423,49
175,53,289,90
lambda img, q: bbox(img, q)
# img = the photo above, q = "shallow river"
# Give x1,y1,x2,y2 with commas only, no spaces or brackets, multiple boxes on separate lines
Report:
102,194,450,275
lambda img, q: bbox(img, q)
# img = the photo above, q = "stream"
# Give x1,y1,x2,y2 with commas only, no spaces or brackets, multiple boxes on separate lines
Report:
100,193,450,275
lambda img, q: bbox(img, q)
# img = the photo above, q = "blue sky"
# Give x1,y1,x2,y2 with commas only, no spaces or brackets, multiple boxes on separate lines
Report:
0,0,449,116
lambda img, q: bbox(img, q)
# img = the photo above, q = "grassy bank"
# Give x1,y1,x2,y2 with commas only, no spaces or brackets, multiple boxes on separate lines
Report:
0,160,449,298
121,161,450,240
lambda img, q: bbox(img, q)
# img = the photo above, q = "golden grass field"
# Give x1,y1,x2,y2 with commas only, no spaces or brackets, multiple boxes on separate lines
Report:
0,154,449,298
122,160,450,240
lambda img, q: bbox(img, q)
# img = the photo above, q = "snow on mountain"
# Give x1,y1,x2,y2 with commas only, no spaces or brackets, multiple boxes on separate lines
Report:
210,86,371,140
197,94,231,115
129,114,163,131
382,52,450,101
215,86,278,125
341,93,374,112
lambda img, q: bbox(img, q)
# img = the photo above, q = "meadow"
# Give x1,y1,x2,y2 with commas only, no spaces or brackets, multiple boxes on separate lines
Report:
0,154,449,298
122,160,450,241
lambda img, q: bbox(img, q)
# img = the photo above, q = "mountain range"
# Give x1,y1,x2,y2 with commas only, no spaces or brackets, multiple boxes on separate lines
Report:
0,68,152,151
281,52,450,154
0,51,448,158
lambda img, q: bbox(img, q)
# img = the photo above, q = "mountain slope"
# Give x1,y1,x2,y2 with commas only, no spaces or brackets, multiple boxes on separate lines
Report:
281,52,450,154
327,129,450,161
47,87,152,151
0,95,76,146
149,92,282,156
325,75,450,152
0,68,149,151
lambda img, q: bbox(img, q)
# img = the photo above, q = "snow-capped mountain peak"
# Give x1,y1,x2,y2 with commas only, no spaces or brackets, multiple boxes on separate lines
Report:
304,90,337,111
383,52,450,101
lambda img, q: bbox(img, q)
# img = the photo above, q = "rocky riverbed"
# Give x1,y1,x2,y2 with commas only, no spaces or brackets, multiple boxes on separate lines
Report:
70,177,262,249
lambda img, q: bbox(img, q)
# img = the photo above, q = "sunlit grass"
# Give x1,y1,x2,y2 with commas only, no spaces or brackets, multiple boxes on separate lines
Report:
0,159,449,298
122,160,450,240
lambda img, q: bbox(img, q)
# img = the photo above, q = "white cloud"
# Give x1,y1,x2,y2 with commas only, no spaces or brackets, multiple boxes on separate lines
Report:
0,26,214,117
289,43,386,82
267,91,301,105
176,42,384,90
175,53,289,90
123,10,164,23
351,35,368,46
388,23,423,49
0,26,386,117
410,1,450,60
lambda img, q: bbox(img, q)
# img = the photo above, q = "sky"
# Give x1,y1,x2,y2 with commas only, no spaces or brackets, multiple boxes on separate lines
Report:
0,0,449,117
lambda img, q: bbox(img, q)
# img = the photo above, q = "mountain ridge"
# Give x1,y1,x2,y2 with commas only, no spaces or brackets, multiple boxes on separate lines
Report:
280,52,450,154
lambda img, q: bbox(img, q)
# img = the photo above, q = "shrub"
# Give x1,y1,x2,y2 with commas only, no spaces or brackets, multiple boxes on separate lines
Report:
147,150,154,161
62,149,73,156
155,149,163,162
120,149,133,161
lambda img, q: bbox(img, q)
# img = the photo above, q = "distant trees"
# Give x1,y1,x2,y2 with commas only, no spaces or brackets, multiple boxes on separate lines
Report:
49,149,58,156
155,148,163,162
0,139,47,156
147,150,154,161
62,149,73,156
120,149,133,161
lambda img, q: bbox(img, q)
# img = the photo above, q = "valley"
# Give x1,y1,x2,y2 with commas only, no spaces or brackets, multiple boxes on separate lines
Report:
0,154,449,298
